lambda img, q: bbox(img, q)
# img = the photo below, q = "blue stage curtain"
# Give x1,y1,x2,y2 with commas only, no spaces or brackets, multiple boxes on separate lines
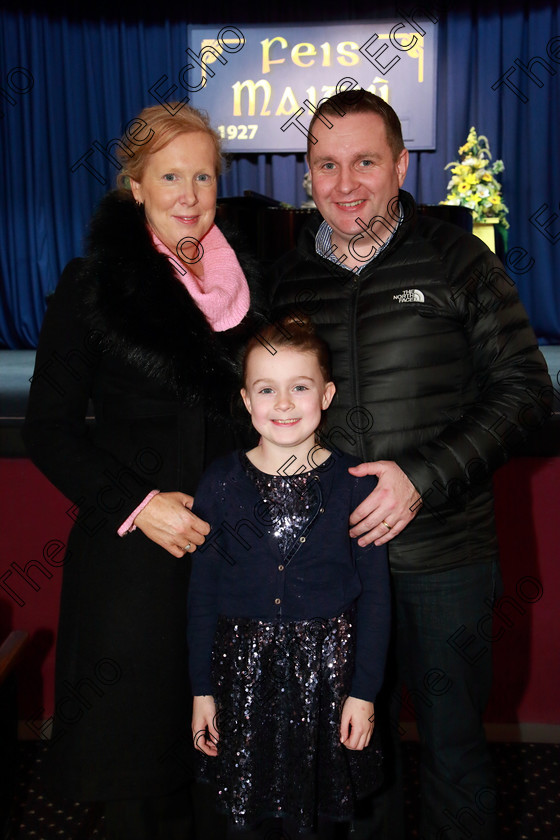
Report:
1,6,559,347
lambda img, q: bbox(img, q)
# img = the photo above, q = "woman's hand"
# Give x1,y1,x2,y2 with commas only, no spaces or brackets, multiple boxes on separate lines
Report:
134,491,210,557
192,695,219,756
340,696,375,750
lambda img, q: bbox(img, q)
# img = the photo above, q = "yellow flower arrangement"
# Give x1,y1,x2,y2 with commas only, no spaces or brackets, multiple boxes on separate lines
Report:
441,126,509,229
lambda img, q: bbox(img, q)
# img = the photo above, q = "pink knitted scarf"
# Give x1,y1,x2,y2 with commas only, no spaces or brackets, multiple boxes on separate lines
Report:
150,224,250,332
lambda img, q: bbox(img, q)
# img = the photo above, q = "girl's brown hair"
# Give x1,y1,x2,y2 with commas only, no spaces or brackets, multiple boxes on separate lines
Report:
242,314,332,385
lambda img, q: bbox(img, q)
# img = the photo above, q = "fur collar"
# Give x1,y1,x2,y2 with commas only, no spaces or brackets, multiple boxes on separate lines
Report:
79,190,260,418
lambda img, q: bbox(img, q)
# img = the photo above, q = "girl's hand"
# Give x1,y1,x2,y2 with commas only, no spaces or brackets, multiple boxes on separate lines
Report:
192,695,219,757
134,491,211,558
340,696,375,750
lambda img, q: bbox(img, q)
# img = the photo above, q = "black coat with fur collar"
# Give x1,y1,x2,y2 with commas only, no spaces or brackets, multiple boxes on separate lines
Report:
23,191,261,801
82,189,258,419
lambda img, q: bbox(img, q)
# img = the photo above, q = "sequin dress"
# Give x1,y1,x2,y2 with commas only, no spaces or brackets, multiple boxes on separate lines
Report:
198,452,383,832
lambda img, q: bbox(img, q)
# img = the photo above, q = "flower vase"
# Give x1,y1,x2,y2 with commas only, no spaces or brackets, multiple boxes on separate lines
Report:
472,218,499,253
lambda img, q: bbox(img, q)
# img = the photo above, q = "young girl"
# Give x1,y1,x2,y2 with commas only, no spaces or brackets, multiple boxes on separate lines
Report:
187,316,391,838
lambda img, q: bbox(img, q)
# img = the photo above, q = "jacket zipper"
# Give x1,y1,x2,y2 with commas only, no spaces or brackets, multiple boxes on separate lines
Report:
349,275,367,462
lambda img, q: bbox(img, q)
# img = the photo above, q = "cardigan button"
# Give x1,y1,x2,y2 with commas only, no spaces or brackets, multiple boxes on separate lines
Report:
274,598,281,605
278,565,285,571
299,536,306,543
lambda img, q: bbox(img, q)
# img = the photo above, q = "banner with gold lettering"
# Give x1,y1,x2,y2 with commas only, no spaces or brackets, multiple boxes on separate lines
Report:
186,19,438,152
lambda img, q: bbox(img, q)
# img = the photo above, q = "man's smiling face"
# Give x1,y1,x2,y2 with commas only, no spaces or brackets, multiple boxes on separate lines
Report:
307,110,409,254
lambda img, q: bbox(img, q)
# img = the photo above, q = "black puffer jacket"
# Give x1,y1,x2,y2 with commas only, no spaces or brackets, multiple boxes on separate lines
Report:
271,191,551,573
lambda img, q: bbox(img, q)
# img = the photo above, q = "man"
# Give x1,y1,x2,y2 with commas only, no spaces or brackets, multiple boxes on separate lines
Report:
271,91,551,839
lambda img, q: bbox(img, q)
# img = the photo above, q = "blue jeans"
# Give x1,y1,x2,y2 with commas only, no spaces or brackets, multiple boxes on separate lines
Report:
350,560,501,840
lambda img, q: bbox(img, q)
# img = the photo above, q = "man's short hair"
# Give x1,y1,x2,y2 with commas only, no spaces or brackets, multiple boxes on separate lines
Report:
307,90,405,162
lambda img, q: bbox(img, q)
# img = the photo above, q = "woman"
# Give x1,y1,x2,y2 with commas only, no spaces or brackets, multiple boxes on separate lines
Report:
23,103,261,839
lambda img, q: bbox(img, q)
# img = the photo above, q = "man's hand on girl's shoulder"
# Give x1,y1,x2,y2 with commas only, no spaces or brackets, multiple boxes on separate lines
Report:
348,460,421,547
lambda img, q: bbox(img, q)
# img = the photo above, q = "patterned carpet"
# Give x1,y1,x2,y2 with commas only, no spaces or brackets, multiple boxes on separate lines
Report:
4,741,559,838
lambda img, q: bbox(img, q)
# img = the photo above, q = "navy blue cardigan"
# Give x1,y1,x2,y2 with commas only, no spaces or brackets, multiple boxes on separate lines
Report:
187,450,391,702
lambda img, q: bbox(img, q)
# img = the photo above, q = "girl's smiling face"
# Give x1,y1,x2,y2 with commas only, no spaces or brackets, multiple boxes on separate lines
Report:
241,345,335,468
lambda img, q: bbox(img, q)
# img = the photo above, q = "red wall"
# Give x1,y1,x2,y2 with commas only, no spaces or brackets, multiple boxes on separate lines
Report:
1,456,559,729
485,457,559,725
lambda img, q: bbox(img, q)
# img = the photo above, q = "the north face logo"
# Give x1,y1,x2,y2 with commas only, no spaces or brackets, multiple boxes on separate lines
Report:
393,289,425,303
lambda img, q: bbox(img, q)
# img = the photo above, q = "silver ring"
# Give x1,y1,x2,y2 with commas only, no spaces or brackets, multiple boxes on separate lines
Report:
183,542,192,552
